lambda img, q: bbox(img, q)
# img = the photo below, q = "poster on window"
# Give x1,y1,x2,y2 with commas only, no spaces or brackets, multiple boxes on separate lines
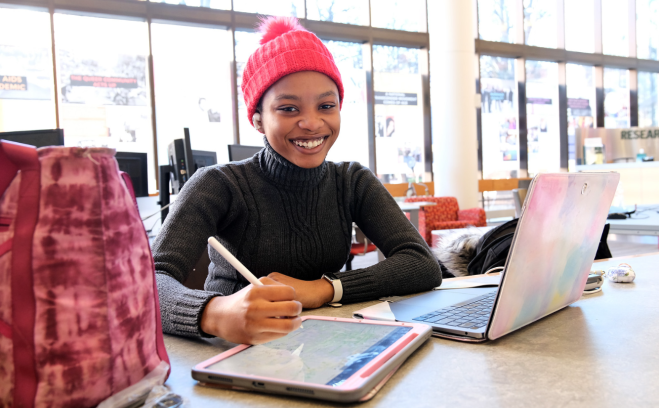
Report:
0,45,53,100
57,49,152,150
480,76,519,178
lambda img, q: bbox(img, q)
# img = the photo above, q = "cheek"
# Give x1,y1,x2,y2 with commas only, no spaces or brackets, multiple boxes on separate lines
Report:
263,116,285,139
329,113,341,136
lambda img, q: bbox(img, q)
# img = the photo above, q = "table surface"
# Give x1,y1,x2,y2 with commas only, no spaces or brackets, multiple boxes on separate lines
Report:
163,253,659,408
607,206,659,234
397,201,437,211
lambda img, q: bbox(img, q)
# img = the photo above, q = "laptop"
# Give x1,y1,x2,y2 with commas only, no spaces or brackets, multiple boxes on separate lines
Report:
390,172,620,342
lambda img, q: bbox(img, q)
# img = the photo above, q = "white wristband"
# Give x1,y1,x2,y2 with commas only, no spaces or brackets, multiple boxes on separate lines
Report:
323,274,343,303
330,278,343,303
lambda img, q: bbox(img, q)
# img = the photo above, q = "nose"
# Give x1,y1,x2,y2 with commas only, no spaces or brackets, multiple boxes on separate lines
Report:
298,111,324,133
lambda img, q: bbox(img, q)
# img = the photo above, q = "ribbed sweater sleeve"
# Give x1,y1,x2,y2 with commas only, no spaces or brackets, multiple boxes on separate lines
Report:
337,164,442,303
152,167,232,338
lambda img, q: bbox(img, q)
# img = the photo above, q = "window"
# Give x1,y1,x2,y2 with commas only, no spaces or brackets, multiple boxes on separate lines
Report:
637,0,659,60
603,68,630,128
566,64,596,168
478,0,516,43
151,23,234,168
565,0,595,53
306,0,369,26
371,0,427,33
523,0,556,48
602,0,628,57
0,7,56,132
638,71,659,127
479,56,519,179
233,0,304,17
148,0,230,9
526,61,559,175
322,40,368,165
234,30,264,147
373,45,425,183
54,13,157,192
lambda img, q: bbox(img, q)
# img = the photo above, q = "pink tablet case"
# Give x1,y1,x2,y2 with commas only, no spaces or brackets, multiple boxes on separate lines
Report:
195,316,429,401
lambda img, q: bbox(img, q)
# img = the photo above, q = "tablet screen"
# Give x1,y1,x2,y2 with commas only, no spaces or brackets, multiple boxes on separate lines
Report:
205,319,411,387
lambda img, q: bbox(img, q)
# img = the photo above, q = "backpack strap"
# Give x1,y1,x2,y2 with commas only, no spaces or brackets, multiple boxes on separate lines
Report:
1,140,41,408
0,140,20,197
119,171,139,209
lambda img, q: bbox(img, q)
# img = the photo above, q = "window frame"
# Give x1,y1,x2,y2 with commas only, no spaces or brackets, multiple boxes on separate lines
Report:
0,0,431,189
475,0,659,176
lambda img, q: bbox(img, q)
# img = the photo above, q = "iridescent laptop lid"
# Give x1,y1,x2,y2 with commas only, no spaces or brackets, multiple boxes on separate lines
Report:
488,172,620,341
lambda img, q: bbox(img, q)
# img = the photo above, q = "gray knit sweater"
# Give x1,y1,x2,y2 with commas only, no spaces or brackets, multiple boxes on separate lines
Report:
152,140,442,338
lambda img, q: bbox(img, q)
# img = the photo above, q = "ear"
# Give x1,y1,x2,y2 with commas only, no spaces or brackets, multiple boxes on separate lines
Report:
252,112,264,134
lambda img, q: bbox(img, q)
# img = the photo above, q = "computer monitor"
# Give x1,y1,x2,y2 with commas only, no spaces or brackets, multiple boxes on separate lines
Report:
191,150,218,172
228,144,263,162
115,152,148,197
160,128,210,222
167,128,195,194
0,129,64,148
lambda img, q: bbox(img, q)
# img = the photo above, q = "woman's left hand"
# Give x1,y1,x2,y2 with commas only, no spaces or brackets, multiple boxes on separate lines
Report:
267,272,334,309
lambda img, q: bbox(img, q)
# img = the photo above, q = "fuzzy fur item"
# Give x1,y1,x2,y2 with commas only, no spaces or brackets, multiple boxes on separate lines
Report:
432,228,486,278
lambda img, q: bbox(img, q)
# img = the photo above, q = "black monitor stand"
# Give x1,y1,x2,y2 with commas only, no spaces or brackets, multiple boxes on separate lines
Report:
158,164,174,225
158,128,217,225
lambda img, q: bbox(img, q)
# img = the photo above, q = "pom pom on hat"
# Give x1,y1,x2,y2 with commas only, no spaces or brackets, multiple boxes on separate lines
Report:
258,16,308,45
241,16,344,127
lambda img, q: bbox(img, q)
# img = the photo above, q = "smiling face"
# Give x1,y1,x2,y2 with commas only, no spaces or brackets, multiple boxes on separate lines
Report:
256,71,340,169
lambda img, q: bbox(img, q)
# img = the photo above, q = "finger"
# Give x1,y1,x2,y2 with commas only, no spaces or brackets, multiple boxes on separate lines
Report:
259,276,284,286
256,316,302,334
250,300,302,318
250,283,296,302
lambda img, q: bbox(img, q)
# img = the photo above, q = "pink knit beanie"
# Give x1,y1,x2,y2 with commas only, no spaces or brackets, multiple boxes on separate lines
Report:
241,16,344,127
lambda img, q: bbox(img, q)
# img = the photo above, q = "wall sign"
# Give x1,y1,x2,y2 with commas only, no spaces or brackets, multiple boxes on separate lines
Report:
374,91,417,105
576,127,659,163
70,75,138,89
0,75,27,91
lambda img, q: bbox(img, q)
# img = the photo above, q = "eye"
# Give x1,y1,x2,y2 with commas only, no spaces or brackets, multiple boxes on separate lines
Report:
278,106,298,113
319,104,335,110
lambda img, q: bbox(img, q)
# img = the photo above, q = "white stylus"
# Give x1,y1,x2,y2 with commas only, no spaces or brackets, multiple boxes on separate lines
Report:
208,237,263,286
207,236,303,328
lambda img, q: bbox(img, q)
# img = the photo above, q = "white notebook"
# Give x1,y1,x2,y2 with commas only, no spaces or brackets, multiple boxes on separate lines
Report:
353,273,502,321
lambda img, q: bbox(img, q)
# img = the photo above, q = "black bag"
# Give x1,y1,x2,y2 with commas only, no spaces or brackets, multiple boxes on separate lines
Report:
467,219,517,276
466,220,613,276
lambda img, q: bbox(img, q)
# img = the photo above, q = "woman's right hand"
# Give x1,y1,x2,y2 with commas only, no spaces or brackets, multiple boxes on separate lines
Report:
200,277,302,345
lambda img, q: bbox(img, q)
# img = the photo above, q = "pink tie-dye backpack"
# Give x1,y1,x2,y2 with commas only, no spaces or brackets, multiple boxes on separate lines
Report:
0,140,169,408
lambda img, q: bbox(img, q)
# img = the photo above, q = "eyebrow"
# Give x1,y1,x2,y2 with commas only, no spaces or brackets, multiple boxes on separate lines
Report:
274,94,300,101
274,91,338,101
317,91,338,100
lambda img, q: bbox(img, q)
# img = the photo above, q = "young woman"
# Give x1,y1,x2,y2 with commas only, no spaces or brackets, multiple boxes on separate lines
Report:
152,17,441,345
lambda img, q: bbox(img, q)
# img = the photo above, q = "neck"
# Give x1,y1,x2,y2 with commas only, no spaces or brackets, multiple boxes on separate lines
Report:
258,137,327,190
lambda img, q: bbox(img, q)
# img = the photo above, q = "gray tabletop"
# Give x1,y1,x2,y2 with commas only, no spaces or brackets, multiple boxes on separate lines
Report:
607,206,659,236
163,253,659,407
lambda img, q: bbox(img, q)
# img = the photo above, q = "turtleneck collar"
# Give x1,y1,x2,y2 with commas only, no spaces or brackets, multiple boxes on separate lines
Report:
258,137,328,190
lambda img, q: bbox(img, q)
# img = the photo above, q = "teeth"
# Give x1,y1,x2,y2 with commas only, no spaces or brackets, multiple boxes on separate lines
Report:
294,137,325,149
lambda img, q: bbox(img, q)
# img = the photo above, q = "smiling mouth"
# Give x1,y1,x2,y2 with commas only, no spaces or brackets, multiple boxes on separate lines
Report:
291,136,328,150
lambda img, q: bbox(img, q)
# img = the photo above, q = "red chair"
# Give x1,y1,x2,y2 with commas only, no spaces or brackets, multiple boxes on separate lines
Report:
346,225,377,271
404,196,486,246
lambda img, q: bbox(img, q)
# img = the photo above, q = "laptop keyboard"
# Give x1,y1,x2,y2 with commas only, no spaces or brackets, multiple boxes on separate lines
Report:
412,292,497,330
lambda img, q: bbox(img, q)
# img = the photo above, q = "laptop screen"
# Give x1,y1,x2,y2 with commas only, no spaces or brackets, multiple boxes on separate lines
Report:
489,173,619,340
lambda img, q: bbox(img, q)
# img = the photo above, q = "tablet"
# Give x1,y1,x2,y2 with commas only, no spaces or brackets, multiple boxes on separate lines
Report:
192,316,432,402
